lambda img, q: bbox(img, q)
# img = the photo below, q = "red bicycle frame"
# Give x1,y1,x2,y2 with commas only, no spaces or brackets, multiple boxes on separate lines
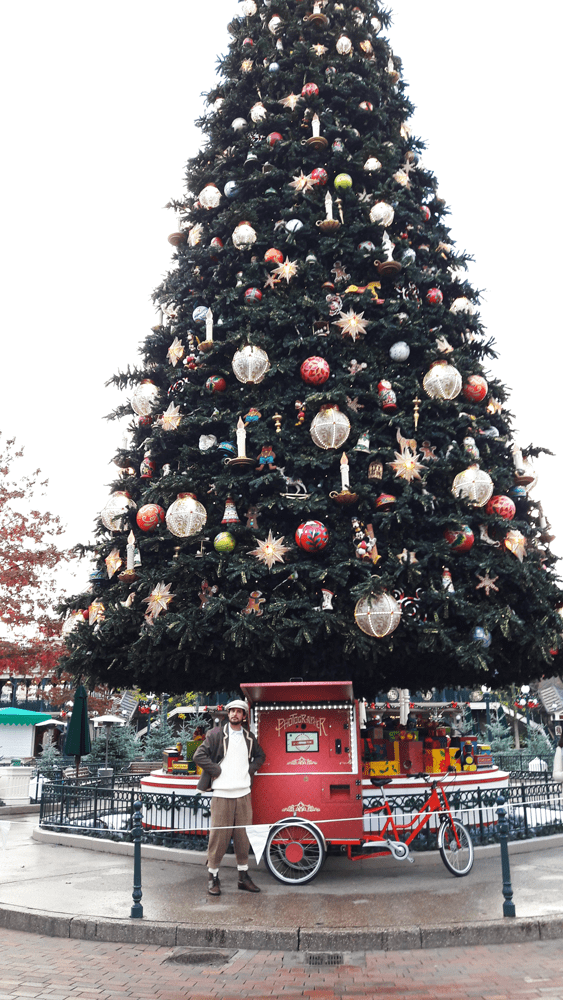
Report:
348,777,461,862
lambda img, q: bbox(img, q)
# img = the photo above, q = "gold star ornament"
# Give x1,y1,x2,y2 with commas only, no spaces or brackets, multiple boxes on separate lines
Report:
289,171,315,193
280,93,302,110
333,310,369,342
249,530,291,570
504,530,527,562
161,402,182,431
105,548,123,580
272,257,299,283
167,337,184,367
389,449,426,483
143,582,175,623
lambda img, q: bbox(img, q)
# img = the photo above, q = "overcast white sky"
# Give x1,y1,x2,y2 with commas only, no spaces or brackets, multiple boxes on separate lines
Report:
1,0,561,601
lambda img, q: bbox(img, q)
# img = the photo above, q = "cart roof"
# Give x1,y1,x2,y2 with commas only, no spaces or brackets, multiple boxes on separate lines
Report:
240,681,354,706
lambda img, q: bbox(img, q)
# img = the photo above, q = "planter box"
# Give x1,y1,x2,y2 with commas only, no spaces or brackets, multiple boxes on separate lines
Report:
0,766,33,806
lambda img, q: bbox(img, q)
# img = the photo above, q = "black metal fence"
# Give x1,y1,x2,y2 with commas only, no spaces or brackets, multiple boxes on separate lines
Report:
494,750,556,779
362,779,563,851
39,779,563,852
39,783,211,850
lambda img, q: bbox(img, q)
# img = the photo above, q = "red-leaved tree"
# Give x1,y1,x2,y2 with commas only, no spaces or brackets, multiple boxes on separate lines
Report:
0,435,72,686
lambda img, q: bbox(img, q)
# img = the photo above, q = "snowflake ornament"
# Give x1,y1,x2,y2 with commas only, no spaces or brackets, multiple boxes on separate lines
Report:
475,572,499,596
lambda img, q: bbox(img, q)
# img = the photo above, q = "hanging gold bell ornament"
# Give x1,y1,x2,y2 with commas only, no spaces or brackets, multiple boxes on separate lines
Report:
452,464,494,507
423,360,462,400
165,493,207,538
101,492,136,532
355,592,402,638
310,404,351,449
232,345,270,384
131,380,159,417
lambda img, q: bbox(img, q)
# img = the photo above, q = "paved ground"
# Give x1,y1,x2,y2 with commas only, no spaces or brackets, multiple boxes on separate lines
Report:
1,927,563,999
2,816,563,945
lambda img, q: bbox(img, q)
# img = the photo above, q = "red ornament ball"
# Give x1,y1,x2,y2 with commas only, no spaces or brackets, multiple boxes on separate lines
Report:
264,247,284,265
205,376,227,392
444,525,475,553
138,415,154,427
426,287,443,305
420,205,431,221
463,375,488,402
245,286,262,304
302,82,319,98
136,504,165,532
300,356,330,385
295,520,329,552
310,167,328,187
210,237,224,249
486,495,516,520
267,131,283,145
243,37,254,46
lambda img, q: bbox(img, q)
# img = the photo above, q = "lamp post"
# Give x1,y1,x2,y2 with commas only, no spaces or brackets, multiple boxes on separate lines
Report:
520,685,531,731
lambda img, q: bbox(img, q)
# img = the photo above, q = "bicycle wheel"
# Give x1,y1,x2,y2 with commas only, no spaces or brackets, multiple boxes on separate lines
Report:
264,821,326,885
438,818,474,876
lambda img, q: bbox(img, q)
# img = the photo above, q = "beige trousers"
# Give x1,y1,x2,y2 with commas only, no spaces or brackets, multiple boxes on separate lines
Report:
207,793,253,869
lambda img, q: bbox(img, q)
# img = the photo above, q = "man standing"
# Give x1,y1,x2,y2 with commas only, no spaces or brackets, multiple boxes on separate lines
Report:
193,698,266,896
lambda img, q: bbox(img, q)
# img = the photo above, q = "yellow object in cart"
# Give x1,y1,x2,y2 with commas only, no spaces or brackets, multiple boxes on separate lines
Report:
363,760,400,776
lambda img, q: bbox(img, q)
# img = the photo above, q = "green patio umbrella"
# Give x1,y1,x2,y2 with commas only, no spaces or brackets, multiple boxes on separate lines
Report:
63,684,91,777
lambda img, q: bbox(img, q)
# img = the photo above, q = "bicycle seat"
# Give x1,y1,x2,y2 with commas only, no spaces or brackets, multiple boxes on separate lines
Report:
369,777,393,788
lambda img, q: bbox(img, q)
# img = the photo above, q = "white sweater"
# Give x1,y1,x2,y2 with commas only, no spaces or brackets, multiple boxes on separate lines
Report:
211,727,251,798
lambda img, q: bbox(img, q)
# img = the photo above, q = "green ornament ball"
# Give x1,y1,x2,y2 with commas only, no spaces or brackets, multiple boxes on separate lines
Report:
214,531,236,553
334,173,353,190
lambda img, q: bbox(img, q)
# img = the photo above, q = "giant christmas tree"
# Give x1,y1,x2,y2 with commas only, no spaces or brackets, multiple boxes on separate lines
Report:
62,0,562,697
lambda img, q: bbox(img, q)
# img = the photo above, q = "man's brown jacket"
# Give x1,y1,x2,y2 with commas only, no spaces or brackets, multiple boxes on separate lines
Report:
192,723,266,791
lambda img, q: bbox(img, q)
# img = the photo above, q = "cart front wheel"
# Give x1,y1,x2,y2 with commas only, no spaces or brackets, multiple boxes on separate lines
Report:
438,818,474,876
265,821,326,885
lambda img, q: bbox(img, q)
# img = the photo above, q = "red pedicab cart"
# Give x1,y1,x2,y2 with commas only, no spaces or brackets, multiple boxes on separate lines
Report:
241,680,476,884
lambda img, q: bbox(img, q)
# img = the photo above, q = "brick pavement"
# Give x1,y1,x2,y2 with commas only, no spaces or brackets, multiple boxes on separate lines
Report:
1,928,563,1000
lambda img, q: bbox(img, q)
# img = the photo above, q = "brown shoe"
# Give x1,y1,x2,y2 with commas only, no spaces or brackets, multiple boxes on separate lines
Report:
208,873,221,896
238,871,261,893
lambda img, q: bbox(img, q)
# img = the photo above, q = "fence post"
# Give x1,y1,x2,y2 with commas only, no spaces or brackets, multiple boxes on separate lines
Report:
497,795,516,918
130,800,143,919
477,786,484,844
521,782,528,838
